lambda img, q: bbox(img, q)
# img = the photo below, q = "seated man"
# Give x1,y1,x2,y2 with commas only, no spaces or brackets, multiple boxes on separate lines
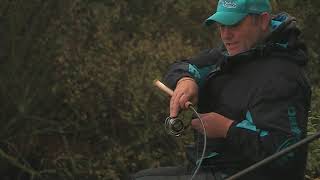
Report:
133,0,311,179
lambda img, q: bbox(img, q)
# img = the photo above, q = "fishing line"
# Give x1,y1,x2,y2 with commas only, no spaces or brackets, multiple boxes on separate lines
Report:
153,80,207,180
189,105,207,180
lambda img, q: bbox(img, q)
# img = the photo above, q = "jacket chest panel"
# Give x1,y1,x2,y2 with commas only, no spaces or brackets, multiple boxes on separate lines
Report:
206,72,253,121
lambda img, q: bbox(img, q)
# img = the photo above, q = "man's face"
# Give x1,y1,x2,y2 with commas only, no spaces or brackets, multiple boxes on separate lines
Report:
218,15,266,56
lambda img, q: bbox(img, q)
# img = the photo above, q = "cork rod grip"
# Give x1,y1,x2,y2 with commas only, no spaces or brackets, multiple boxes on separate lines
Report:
153,80,174,96
153,79,192,107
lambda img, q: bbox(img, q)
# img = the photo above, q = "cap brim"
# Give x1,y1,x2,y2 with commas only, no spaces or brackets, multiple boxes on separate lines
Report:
204,12,248,26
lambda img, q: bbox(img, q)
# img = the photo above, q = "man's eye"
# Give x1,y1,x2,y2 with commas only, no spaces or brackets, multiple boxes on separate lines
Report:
219,24,238,29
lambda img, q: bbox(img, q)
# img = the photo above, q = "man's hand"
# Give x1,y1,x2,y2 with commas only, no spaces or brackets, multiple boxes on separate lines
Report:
170,77,198,117
191,112,234,138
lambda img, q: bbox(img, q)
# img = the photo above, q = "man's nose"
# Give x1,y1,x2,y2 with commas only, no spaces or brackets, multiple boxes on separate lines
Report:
220,27,233,40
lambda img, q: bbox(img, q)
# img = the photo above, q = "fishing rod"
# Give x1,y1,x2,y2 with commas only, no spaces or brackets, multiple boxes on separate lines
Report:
226,130,320,180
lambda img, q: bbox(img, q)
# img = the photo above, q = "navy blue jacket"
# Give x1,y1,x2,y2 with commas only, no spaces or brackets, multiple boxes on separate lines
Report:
164,13,311,180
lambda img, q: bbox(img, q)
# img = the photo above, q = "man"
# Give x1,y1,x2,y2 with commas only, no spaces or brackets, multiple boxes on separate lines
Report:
134,0,311,179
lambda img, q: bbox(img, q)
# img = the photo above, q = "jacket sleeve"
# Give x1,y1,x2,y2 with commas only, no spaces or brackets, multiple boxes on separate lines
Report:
164,48,225,89
225,73,311,166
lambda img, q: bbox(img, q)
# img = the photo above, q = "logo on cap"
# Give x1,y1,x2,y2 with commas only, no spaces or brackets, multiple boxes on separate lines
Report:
221,0,237,8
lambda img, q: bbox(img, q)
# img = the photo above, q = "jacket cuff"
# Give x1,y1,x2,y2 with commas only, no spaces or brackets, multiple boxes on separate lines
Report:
165,73,194,90
225,121,240,147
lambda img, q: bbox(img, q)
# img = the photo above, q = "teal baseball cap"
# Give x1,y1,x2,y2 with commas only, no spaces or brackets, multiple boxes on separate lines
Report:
205,0,272,26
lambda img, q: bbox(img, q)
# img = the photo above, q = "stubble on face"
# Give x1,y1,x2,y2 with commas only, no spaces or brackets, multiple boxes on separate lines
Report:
219,15,265,56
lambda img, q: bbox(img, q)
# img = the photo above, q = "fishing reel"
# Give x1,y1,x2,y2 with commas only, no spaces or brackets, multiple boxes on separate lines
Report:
153,80,193,137
164,116,190,137
154,79,207,178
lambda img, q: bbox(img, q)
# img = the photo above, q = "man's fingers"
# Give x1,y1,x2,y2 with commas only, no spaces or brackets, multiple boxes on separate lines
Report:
169,78,198,117
170,97,178,117
170,92,193,117
180,94,193,109
179,93,190,109
170,91,183,117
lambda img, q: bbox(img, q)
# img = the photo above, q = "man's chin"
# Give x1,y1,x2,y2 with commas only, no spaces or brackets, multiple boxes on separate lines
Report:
227,48,246,56
227,50,239,56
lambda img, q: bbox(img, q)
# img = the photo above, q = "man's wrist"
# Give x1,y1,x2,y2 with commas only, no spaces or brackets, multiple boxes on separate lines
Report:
224,121,237,138
223,119,235,138
177,77,196,86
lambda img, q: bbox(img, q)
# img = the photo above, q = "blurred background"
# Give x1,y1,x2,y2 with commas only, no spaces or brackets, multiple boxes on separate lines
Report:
0,0,319,179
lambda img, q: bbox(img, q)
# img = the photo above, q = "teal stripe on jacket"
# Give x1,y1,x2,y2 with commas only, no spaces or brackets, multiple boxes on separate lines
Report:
236,111,269,137
188,64,219,87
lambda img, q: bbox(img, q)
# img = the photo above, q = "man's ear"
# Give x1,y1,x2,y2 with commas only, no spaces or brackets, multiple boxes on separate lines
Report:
260,12,271,32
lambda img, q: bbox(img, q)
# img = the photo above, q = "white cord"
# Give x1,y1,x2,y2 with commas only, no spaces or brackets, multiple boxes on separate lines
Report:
189,105,207,180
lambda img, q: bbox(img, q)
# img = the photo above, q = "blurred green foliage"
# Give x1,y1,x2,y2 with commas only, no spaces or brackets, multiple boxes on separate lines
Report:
0,0,319,179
